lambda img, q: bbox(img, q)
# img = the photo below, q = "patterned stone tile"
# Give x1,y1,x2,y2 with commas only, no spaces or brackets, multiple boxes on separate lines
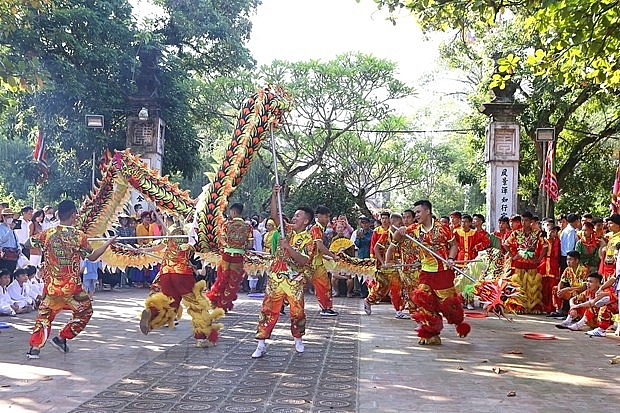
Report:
71,297,359,412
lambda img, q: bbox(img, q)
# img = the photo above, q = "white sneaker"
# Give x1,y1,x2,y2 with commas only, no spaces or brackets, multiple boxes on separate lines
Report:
568,321,585,331
585,327,606,337
294,338,304,353
195,339,209,348
394,311,408,319
555,317,573,329
251,341,266,358
466,303,475,310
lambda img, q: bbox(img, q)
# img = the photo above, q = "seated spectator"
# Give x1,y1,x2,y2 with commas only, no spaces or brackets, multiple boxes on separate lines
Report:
100,267,120,290
0,269,19,316
7,268,34,312
24,265,42,307
553,250,588,317
557,272,617,337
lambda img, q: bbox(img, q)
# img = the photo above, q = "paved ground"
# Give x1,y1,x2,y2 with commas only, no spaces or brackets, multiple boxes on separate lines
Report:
1,288,620,412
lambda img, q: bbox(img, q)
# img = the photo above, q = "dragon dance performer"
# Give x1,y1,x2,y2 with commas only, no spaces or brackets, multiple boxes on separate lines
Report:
409,200,470,345
139,226,224,347
309,205,339,316
454,214,477,265
26,200,117,359
206,203,253,312
387,209,421,319
364,213,407,319
252,185,315,358
503,211,543,313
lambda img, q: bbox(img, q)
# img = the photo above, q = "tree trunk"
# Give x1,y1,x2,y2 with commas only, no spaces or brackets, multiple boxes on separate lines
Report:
354,191,373,220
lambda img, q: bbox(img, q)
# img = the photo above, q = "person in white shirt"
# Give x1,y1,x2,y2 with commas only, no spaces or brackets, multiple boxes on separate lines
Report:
251,220,263,252
0,269,19,316
41,205,57,230
7,268,34,312
14,206,33,251
256,214,268,236
24,266,43,305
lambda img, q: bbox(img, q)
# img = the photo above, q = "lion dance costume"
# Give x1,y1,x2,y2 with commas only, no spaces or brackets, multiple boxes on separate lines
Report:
140,229,224,346
410,220,470,345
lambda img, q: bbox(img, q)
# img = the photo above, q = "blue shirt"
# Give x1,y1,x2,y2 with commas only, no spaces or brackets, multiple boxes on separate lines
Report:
82,260,102,280
354,228,373,259
560,225,577,256
0,224,18,249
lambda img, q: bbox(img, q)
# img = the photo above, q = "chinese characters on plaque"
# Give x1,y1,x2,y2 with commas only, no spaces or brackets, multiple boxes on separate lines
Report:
496,167,514,218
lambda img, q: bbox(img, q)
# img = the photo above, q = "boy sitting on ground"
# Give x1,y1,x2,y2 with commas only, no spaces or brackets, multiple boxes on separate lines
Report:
556,272,617,337
0,269,20,316
554,250,588,317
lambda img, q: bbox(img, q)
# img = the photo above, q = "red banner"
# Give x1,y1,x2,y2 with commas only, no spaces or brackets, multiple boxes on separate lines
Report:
539,141,559,202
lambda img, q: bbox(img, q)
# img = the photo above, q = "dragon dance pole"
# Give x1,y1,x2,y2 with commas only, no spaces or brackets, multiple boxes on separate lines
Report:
87,235,190,242
391,226,477,283
269,123,286,237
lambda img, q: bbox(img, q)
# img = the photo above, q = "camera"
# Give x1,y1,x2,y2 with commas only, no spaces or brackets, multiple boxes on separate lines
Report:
12,219,21,230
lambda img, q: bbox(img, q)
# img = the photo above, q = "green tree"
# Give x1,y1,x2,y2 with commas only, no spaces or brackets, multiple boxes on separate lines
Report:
259,53,414,199
374,1,620,216
150,0,257,76
285,171,357,221
0,0,259,204
322,115,425,217
191,54,416,215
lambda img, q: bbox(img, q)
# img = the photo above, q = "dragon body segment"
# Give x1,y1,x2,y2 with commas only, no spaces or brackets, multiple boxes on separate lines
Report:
195,87,292,253
75,87,291,268
77,149,195,239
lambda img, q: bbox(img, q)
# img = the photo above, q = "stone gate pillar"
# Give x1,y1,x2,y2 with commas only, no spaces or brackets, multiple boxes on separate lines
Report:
480,101,525,232
125,46,165,212
125,109,165,212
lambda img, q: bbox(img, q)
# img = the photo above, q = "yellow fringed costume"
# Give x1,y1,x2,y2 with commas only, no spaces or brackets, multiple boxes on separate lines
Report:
139,229,225,346
141,280,225,346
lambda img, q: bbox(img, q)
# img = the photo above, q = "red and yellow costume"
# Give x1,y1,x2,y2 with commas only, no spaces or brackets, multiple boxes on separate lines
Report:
504,229,543,313
473,229,491,256
369,226,388,260
599,230,620,279
491,229,510,254
397,231,420,318
537,236,560,313
573,289,618,330
367,229,404,311
410,220,470,344
309,222,333,310
256,224,315,340
29,226,94,349
555,262,588,314
142,235,224,345
207,217,253,311
454,227,476,264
